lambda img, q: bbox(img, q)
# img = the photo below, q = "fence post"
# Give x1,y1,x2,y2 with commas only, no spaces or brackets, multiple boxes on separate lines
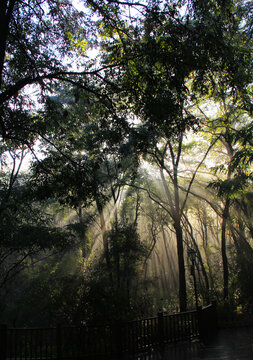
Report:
0,324,7,360
158,312,164,347
56,324,62,360
197,306,204,338
198,303,218,339
113,320,122,355
211,300,218,331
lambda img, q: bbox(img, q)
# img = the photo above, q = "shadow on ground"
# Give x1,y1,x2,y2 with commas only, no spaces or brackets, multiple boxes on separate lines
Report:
125,327,253,360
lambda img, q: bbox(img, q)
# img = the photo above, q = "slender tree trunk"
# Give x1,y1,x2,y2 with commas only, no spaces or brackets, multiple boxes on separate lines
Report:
160,168,187,311
221,199,230,302
201,220,215,298
0,0,9,88
174,219,187,312
0,0,16,89
183,215,210,303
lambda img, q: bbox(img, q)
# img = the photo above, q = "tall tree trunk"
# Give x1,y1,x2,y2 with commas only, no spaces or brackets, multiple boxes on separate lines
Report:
160,168,187,311
183,214,210,303
174,219,187,312
0,0,16,89
221,199,230,302
202,220,215,298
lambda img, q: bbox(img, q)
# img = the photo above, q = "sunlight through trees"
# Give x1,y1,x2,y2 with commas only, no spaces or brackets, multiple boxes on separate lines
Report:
0,0,252,326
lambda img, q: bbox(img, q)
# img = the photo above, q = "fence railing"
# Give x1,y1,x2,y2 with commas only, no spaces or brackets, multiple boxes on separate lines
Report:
0,303,217,359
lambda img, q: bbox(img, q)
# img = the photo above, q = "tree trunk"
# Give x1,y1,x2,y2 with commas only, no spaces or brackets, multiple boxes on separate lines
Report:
160,168,187,311
221,199,230,302
183,214,210,303
0,0,16,89
174,220,187,312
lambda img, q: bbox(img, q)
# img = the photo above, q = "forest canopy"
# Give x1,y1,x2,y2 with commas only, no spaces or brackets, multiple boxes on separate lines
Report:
0,0,252,326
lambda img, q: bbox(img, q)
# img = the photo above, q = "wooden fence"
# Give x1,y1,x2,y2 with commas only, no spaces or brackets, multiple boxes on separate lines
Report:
0,303,217,360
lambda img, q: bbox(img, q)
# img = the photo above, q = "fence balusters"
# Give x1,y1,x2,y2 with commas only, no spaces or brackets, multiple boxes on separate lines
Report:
3,304,216,359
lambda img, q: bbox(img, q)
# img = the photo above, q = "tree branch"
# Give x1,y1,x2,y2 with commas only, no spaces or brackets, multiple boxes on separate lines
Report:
179,136,220,217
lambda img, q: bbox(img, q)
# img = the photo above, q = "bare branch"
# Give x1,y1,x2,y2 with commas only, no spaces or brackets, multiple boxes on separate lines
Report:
179,136,220,217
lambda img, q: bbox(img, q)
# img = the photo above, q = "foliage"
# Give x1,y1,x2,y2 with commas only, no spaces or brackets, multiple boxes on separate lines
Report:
0,0,97,162
78,223,151,323
0,250,84,326
0,173,75,297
